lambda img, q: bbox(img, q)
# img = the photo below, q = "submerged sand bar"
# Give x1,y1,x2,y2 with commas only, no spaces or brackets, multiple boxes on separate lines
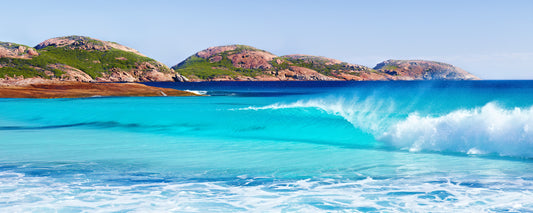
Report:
0,82,197,98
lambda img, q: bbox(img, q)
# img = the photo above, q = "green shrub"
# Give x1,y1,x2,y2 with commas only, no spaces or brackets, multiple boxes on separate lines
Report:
0,66,47,78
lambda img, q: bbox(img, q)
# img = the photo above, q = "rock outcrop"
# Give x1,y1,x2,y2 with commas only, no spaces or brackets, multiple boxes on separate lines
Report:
374,60,480,80
173,45,400,81
35,35,144,56
280,55,394,81
47,64,94,82
0,42,39,59
172,45,479,81
1,37,480,84
34,36,185,82
1,36,187,83
172,45,283,81
176,45,277,70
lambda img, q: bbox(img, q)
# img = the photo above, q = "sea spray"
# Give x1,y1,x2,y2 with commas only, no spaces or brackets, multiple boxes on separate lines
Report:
244,96,533,158
381,102,533,157
240,95,399,135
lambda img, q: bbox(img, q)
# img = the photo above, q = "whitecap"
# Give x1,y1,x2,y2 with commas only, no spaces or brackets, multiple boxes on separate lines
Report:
243,97,533,158
381,102,533,158
184,90,208,95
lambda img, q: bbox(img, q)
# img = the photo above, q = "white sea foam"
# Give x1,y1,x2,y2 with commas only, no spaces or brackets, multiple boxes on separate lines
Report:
184,90,208,95
381,103,533,157
1,170,532,212
243,98,533,158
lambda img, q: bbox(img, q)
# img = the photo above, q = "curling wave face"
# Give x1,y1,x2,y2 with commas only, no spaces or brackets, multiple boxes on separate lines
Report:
247,98,533,158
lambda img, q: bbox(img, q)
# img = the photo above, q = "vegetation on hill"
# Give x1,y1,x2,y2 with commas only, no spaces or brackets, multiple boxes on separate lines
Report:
280,55,374,76
1,37,480,82
172,45,274,80
1,36,175,81
172,46,395,81
0,44,64,79
0,42,32,53
37,47,162,78
173,55,261,79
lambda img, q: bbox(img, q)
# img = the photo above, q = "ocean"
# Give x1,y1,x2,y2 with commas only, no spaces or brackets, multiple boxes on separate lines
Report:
1,81,533,212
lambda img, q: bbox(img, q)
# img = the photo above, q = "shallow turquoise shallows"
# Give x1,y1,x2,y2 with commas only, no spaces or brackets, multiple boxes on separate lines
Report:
1,81,533,212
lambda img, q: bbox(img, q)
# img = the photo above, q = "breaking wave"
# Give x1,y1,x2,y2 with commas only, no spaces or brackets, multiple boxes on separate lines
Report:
381,103,533,157
243,99,533,158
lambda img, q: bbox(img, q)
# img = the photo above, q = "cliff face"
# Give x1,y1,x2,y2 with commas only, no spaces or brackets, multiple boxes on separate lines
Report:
1,36,187,82
374,60,480,80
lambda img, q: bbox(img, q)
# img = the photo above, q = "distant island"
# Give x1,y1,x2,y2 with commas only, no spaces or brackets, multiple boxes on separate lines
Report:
1,35,479,84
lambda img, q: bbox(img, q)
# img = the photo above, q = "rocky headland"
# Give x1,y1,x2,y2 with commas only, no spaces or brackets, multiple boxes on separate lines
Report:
374,59,479,80
0,36,480,95
0,36,187,83
0,36,198,98
173,45,479,81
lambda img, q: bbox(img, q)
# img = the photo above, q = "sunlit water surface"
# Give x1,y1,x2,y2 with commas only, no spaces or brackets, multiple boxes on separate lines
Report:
1,81,533,212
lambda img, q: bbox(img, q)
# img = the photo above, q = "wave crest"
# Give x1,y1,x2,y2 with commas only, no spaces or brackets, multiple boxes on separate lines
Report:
244,98,533,158
241,97,397,134
381,103,533,157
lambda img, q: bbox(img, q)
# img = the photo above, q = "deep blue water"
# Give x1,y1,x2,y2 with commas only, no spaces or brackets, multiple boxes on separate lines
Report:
1,80,533,212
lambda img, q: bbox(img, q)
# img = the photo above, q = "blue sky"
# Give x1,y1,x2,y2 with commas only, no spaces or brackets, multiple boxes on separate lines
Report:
1,0,532,79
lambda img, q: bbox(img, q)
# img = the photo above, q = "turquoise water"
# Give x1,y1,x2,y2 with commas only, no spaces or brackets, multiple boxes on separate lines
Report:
1,81,533,212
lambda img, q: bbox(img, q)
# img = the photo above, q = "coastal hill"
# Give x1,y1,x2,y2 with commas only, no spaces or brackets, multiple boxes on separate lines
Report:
172,45,396,81
374,59,480,80
279,54,398,81
1,36,480,83
0,36,187,83
173,45,479,81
